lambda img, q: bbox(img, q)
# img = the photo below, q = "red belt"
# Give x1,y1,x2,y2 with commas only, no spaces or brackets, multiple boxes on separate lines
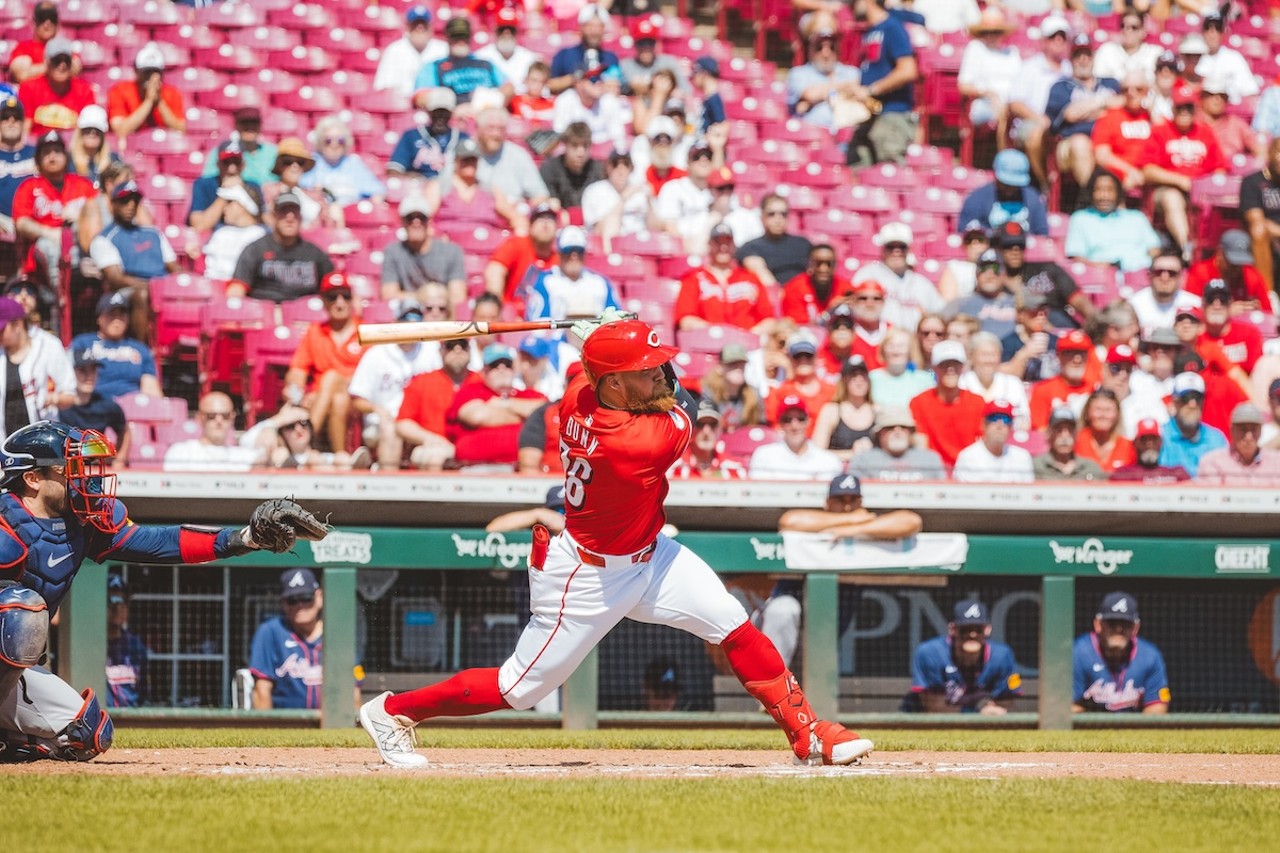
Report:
576,542,657,567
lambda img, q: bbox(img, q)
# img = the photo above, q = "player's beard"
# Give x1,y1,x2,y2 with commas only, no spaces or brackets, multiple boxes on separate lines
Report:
622,381,678,414
953,637,984,665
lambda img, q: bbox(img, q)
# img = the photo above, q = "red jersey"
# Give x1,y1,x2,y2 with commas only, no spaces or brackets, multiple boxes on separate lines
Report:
11,172,94,272
509,94,554,123
766,378,835,434
490,235,557,303
289,321,365,381
779,272,856,325
1193,337,1236,376
1091,107,1152,174
1200,369,1249,435
645,165,686,196
446,382,545,465
1184,258,1272,311
667,450,747,479
397,369,479,438
106,80,186,133
1199,323,1262,373
558,372,692,554
674,265,774,330
17,75,97,135
1143,121,1226,180
7,40,46,70
1028,375,1095,431
908,387,985,467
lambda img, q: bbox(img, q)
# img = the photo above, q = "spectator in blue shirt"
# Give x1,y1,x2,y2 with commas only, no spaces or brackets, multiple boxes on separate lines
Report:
388,88,469,184
787,30,861,132
69,290,162,400
692,56,726,134
1045,35,1121,195
549,4,621,95
414,16,510,106
88,180,180,338
105,576,149,707
848,0,919,167
187,141,264,232
1158,371,1227,476
1065,169,1162,272
0,96,36,235
956,149,1050,235
299,115,386,207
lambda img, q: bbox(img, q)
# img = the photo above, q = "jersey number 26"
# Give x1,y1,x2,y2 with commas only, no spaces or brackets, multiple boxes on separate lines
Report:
558,438,594,509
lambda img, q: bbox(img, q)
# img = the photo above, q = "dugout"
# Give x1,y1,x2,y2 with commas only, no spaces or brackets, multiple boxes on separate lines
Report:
57,471,1280,730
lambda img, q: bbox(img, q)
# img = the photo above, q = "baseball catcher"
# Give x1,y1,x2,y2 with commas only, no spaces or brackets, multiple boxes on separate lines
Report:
359,317,873,768
0,421,328,762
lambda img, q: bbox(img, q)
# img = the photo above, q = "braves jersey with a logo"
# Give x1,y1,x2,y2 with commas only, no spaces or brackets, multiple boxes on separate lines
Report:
10,172,95,229
106,629,149,707
525,266,620,322
249,615,323,710
1073,632,1170,712
99,221,171,279
69,333,157,401
911,636,1021,710
389,128,467,179
558,372,692,554
0,144,36,217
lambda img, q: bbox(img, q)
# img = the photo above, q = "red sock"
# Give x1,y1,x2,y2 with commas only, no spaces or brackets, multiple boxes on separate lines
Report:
720,621,786,684
384,668,510,722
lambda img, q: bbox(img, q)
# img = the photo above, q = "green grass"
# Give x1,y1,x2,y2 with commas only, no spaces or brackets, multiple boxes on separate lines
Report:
111,726,1280,754
4,776,1278,853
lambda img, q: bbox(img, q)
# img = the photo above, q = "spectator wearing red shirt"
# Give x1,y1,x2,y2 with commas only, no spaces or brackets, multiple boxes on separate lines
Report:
484,201,559,307
1184,230,1273,319
106,42,186,142
283,273,366,455
17,37,96,138
12,130,94,284
667,399,747,479
780,242,855,326
7,1,65,84
1197,280,1263,374
1091,72,1154,192
767,331,836,435
1074,388,1135,471
446,343,546,467
675,224,775,333
1028,329,1097,430
1142,82,1227,258
817,305,860,380
908,340,985,468
1172,305,1255,417
397,338,479,470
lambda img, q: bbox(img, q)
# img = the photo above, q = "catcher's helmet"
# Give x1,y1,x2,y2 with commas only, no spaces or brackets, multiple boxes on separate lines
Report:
580,319,678,382
1,421,121,532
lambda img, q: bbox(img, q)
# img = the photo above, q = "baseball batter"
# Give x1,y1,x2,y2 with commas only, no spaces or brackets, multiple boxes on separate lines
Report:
360,318,873,768
0,422,328,762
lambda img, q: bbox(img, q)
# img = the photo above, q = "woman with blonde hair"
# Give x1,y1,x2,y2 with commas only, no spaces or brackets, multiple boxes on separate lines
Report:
909,312,948,370
869,327,934,408
1075,388,1135,473
699,344,765,430
69,105,118,186
812,355,876,460
299,115,386,207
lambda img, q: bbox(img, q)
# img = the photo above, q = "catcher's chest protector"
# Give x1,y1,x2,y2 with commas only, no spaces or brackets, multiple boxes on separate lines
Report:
0,493,87,612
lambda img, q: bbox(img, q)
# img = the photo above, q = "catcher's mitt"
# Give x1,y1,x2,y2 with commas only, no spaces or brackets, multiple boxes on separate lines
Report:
246,498,330,554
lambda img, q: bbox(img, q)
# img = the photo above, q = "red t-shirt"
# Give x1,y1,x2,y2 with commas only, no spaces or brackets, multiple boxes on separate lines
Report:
7,39,45,70
1143,121,1226,180
778,272,856,325
1183,258,1273,311
1091,107,1153,175
1199,323,1262,374
1028,375,1095,431
10,172,95,271
445,382,545,465
106,80,186,133
765,378,835,434
490,235,558,304
559,372,692,554
645,165,686,196
675,265,774,330
17,75,97,135
289,321,365,380
908,387,985,467
1201,369,1250,435
1193,338,1236,376
397,369,479,438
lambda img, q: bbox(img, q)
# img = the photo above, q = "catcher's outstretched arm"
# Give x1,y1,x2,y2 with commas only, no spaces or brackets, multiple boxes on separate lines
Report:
91,521,251,564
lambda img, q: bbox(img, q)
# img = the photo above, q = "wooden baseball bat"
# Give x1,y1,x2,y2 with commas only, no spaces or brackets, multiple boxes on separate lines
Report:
357,319,578,346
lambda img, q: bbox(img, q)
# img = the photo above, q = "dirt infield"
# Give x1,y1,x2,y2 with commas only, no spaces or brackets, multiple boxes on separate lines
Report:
4,749,1280,784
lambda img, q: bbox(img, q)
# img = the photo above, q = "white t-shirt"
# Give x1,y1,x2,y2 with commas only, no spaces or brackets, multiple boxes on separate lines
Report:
1068,371,1170,440
1196,48,1260,103
909,0,980,33
347,342,440,416
958,41,1023,102
1010,54,1071,115
162,440,261,472
551,91,632,150
747,441,844,480
1128,286,1201,339
581,179,651,236
475,43,539,93
1093,42,1163,85
374,35,448,97
852,262,945,332
654,177,712,240
203,224,267,282
952,440,1034,483
958,370,1031,428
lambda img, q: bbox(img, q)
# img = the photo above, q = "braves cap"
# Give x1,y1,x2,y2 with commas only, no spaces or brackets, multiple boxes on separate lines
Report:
953,599,990,627
828,473,861,498
1097,591,1138,622
545,484,566,510
644,658,679,692
931,339,966,367
96,290,131,315
111,180,143,202
1134,417,1162,439
108,574,128,604
218,140,244,162
405,5,432,24
695,398,722,424
280,568,320,598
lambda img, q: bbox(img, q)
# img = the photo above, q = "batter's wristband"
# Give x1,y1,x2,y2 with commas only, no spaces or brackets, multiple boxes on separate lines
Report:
178,527,220,563
530,523,550,571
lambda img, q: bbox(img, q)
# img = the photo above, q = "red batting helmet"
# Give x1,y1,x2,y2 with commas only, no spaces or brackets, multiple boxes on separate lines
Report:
581,320,678,381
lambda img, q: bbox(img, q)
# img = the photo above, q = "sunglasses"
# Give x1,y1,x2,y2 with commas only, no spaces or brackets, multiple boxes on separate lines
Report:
1121,22,1144,31
963,234,988,245
422,304,448,313
883,242,908,252
856,295,884,302
713,185,735,194
403,213,429,224
278,157,307,169
652,134,673,144
690,151,713,162
487,359,514,369
1107,363,1132,374
764,210,788,217
696,420,720,430
283,595,315,606
1150,268,1180,277
811,258,835,267
986,414,1013,425
1174,103,1197,113
779,413,808,424
49,55,72,67
285,419,313,430
82,128,104,136
919,328,945,338
322,291,351,302
323,136,346,146
443,341,469,351
200,411,233,421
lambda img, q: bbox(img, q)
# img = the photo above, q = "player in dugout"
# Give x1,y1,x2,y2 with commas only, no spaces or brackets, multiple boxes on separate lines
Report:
903,598,1022,715
359,313,875,768
0,422,328,762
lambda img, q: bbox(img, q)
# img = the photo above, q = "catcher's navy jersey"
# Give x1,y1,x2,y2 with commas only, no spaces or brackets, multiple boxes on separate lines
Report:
249,616,323,710
910,636,1022,709
1073,633,1170,711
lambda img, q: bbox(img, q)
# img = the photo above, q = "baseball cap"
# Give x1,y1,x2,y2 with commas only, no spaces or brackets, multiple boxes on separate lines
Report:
216,184,259,216
495,6,520,29
556,225,588,253
280,568,320,599
0,96,22,119
398,195,432,219
644,658,679,692
1231,402,1266,425
695,398,722,424
135,41,165,71
694,56,720,77
35,130,64,152
874,407,915,431
647,115,679,141
1097,591,1139,623
688,138,713,160
1179,33,1208,55
405,5,432,24
0,298,25,326
273,190,302,212
1049,405,1077,427
953,599,990,627
665,96,687,116
530,201,557,221
994,221,1027,249
851,279,885,297
778,394,808,418
1172,83,1199,107
1071,33,1094,54
631,17,659,41
1143,327,1181,348
875,221,913,247
1175,351,1206,374
1175,305,1203,323
708,222,735,243
454,137,481,160
77,104,108,133
1201,75,1230,97
977,248,1001,268
397,298,425,322
1038,15,1070,38
708,166,735,190
44,36,73,60
1201,9,1225,29
111,180,143,203
108,575,127,604
1019,291,1049,312
483,343,516,366
445,16,472,39
1203,279,1232,304
841,354,869,375
96,290,131,315
426,88,458,112
1220,229,1254,266
518,335,554,360
720,343,748,363
1172,371,1206,398
828,473,861,498
931,339,966,367
1156,50,1183,72
786,331,817,357
1269,378,1280,400
1106,344,1137,366
218,140,244,162
828,304,855,327
1134,418,1162,440
992,149,1030,188
578,3,610,25
545,484,566,511
1057,329,1093,353
961,220,989,239
319,271,352,294
983,399,1015,420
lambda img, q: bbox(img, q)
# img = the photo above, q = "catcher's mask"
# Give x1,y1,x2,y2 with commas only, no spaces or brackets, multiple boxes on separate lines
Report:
1,421,121,533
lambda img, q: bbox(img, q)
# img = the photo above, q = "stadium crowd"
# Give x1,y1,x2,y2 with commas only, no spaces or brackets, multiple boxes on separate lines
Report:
1,0,1280,484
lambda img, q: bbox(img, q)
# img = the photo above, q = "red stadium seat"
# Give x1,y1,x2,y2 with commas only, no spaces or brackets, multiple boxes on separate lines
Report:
676,325,760,355
268,4,335,32
719,426,780,463
226,26,298,52
173,66,226,96
199,296,274,396
281,295,327,330
200,2,264,30
242,324,306,423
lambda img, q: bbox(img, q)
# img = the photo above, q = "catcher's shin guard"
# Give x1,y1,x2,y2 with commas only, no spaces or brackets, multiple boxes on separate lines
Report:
743,671,873,766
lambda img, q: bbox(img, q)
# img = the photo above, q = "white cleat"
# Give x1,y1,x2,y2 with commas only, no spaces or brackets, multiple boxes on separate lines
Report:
794,722,875,766
359,691,429,769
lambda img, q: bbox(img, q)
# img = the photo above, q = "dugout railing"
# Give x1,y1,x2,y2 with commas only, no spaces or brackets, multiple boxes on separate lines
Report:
61,525,1280,731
